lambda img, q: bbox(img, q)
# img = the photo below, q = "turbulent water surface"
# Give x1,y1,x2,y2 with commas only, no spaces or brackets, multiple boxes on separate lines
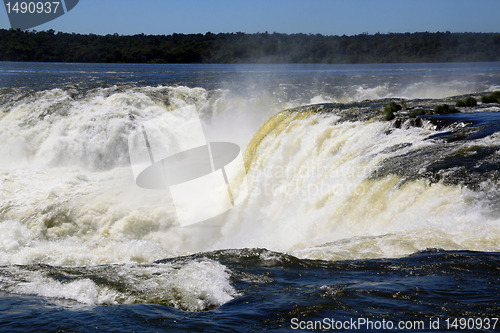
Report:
1,62,500,332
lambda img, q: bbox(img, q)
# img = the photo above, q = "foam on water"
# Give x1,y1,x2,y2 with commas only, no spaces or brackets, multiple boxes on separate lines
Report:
0,166,220,266
0,260,238,311
217,110,500,258
1,62,500,313
344,80,483,101
1,84,500,270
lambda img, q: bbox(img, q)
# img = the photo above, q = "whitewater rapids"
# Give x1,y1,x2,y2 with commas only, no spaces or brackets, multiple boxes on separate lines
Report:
1,85,499,270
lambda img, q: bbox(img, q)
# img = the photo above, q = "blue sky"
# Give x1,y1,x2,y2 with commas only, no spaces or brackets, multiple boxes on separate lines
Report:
1,0,500,36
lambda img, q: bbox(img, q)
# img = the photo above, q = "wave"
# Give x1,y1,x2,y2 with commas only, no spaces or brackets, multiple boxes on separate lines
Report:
0,258,238,311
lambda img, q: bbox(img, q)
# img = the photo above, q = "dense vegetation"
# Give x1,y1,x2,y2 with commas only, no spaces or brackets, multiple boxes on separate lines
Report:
456,97,478,107
481,91,500,104
1,29,500,64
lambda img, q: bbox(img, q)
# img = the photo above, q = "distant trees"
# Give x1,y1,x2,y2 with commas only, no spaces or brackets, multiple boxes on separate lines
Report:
0,29,499,64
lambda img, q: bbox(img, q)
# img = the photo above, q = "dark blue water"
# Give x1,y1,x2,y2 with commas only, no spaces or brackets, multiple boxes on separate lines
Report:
2,61,500,93
1,250,499,333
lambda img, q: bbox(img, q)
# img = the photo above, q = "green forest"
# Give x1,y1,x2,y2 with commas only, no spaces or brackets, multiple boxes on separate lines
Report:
1,29,499,64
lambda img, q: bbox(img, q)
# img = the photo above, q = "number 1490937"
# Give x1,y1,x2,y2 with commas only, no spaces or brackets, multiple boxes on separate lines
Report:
5,2,61,14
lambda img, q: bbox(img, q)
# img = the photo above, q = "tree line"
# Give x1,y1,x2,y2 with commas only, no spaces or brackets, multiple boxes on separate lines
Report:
1,29,499,64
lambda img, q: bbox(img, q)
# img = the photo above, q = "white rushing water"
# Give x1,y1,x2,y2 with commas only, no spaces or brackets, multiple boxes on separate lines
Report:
1,84,500,271
1,79,500,308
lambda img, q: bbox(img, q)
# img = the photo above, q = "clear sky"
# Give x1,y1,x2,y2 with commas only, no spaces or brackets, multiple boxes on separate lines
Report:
1,0,500,36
